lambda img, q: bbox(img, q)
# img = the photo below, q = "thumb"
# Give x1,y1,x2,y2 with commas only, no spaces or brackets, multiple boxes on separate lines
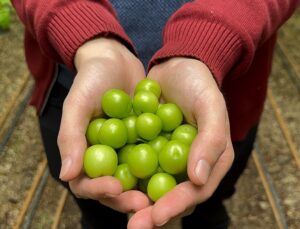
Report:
57,90,91,181
188,91,228,186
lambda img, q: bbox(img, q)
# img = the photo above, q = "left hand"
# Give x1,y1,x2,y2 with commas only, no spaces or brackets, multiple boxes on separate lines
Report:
127,57,235,228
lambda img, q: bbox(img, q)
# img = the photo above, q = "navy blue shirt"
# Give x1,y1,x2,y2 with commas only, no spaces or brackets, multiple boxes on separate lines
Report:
110,0,191,68
57,0,191,88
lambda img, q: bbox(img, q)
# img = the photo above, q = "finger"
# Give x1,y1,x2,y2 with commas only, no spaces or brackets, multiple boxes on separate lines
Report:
187,90,229,185
69,175,123,199
151,182,199,226
151,144,234,226
127,206,155,229
57,86,93,181
100,190,151,213
127,205,193,229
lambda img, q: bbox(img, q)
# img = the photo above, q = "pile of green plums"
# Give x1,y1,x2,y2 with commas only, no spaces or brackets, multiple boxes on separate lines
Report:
84,79,197,202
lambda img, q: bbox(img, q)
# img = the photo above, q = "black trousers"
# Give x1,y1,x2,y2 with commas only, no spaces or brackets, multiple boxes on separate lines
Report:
39,77,258,229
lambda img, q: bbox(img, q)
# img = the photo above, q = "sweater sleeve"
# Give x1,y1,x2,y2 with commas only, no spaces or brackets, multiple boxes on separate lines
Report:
11,0,134,69
150,0,300,86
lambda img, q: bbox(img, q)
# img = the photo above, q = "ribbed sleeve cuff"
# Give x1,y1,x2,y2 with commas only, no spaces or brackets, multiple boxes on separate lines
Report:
47,2,134,69
150,20,243,86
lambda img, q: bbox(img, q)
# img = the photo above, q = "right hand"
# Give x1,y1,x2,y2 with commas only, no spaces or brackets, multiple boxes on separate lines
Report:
57,37,150,213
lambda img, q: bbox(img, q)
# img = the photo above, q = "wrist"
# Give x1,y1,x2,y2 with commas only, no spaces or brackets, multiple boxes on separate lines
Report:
74,37,129,70
155,57,213,80
149,57,219,92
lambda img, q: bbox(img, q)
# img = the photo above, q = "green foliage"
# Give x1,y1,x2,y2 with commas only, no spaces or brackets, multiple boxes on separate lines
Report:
0,0,11,5
0,0,13,30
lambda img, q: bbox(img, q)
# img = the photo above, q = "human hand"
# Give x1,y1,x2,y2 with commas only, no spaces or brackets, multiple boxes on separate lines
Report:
57,37,150,213
128,57,234,228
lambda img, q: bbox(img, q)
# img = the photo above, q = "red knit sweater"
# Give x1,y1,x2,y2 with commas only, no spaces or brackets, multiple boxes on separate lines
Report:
12,0,300,141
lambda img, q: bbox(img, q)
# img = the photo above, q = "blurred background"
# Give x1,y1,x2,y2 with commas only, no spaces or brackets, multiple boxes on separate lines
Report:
0,2,299,229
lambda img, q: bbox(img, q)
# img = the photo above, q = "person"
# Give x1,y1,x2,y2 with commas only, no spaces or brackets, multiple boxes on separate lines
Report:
11,0,300,228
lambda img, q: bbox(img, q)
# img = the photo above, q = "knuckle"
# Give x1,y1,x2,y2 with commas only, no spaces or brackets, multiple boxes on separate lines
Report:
212,134,227,152
63,94,80,109
227,144,235,161
176,185,195,203
230,149,235,163
69,181,85,199
201,188,213,202
69,182,80,197
57,130,68,147
219,143,235,165
204,131,227,153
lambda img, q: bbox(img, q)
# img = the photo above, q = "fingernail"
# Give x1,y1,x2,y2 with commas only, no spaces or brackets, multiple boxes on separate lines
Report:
104,193,118,198
156,220,168,227
59,157,72,179
195,160,211,184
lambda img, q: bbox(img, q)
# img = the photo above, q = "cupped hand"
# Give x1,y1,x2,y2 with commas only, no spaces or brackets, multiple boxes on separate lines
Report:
57,37,150,213
128,57,235,228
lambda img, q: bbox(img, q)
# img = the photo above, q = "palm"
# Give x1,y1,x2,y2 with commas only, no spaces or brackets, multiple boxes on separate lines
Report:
69,47,145,120
58,38,150,213
127,57,234,228
148,57,219,125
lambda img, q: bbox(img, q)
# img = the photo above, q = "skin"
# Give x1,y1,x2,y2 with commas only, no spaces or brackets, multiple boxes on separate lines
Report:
128,57,235,228
57,37,150,213
58,37,234,227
